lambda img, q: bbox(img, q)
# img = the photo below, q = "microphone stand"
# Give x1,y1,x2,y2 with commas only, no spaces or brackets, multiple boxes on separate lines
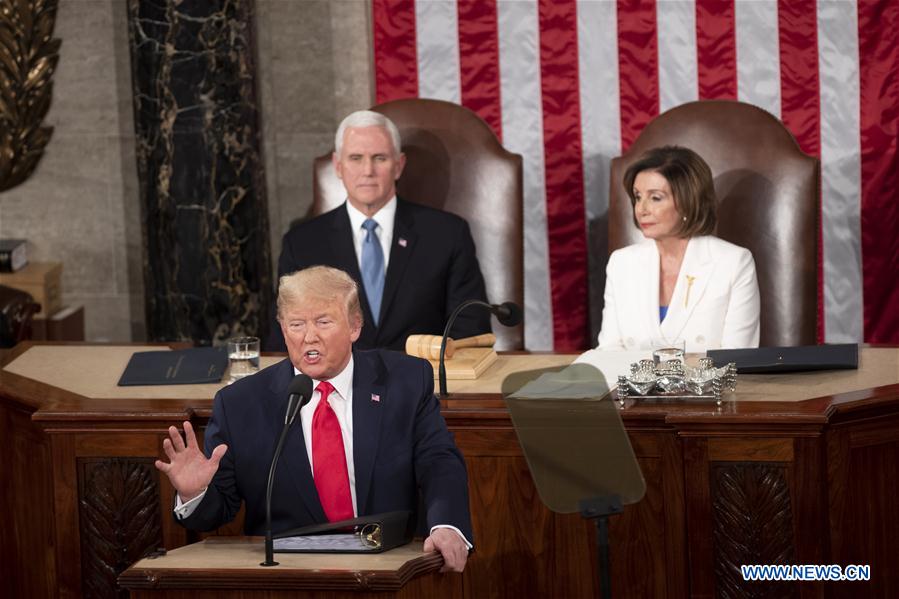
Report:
261,381,309,567
261,422,293,566
438,299,493,397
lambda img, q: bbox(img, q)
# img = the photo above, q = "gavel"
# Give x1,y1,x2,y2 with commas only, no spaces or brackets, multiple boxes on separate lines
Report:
405,333,496,360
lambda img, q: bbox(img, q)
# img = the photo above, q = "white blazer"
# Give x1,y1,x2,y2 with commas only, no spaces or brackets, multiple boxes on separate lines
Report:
597,236,760,353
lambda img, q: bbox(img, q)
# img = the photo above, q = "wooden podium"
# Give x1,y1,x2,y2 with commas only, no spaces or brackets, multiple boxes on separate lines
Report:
119,539,458,598
3,343,899,597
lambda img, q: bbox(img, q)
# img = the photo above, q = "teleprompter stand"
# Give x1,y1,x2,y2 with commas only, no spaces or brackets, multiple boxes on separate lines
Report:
503,363,645,599
579,495,623,599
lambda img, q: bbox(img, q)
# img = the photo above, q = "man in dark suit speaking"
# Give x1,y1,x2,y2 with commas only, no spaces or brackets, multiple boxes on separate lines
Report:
266,110,491,352
156,266,473,572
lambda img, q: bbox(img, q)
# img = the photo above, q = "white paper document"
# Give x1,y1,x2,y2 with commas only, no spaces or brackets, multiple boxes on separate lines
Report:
274,533,372,552
574,349,648,384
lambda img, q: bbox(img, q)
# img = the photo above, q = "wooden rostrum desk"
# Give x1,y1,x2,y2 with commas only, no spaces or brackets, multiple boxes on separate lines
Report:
118,538,451,599
2,342,898,598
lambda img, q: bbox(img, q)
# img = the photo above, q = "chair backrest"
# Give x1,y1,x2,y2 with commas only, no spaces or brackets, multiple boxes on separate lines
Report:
312,98,524,350
604,100,819,347
0,285,39,348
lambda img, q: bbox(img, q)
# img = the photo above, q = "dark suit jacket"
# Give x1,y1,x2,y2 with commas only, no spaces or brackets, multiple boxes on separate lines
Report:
266,199,491,351
180,350,473,542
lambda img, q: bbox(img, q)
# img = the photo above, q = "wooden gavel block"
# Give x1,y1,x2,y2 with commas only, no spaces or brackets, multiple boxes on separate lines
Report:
405,333,496,360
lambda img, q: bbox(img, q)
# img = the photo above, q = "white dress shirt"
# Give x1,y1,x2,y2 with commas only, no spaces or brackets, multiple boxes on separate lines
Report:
345,196,396,270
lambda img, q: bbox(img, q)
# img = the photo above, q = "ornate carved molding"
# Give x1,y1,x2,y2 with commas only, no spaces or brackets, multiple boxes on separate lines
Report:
711,463,798,599
78,458,164,599
0,0,60,192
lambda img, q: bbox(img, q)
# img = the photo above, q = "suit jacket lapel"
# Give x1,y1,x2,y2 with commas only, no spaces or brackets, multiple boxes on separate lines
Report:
350,350,385,517
268,359,327,524
638,242,664,343
378,199,417,336
328,206,377,326
661,236,714,342
327,206,364,280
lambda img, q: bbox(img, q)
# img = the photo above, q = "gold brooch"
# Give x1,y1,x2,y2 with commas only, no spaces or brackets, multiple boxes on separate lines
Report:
684,275,696,308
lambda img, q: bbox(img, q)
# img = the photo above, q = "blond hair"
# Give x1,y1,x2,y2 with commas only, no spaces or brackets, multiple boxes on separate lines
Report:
277,266,363,326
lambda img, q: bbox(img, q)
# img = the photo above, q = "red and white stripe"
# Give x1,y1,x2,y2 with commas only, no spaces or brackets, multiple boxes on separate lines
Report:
373,0,899,350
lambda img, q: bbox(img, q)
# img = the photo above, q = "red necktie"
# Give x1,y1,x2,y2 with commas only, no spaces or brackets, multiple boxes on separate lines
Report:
311,381,354,522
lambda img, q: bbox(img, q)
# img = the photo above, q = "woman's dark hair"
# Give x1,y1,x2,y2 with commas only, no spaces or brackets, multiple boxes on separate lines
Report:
622,145,716,237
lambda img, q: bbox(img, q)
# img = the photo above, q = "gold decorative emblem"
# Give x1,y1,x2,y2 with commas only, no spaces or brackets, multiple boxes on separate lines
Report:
0,0,61,192
359,522,382,549
684,275,696,307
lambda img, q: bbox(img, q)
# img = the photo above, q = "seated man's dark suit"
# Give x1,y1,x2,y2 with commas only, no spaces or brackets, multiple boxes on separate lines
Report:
180,349,473,542
266,199,491,352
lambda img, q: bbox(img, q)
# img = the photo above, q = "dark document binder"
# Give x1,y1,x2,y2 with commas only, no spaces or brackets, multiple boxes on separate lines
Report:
273,511,413,554
118,347,229,386
707,343,858,374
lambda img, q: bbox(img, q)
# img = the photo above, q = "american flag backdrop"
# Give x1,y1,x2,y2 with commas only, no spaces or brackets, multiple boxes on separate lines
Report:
371,0,899,351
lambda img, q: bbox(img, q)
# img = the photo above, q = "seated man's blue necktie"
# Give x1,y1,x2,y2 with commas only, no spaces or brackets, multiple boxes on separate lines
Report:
361,218,385,325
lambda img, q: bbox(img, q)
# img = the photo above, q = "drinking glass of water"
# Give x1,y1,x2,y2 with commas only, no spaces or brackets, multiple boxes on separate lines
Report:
227,336,260,383
651,338,685,367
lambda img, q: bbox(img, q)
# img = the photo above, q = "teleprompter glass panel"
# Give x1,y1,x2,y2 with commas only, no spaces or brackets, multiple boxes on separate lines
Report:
503,363,646,513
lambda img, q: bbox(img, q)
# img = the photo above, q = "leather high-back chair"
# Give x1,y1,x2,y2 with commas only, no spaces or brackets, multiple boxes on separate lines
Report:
604,100,819,347
0,285,40,348
312,98,524,350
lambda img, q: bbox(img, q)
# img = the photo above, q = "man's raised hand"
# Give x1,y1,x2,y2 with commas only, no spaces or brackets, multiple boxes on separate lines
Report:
154,421,227,502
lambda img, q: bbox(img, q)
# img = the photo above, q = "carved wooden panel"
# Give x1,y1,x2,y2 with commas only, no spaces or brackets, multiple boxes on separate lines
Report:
710,463,797,599
610,454,669,598
77,458,164,599
463,455,555,598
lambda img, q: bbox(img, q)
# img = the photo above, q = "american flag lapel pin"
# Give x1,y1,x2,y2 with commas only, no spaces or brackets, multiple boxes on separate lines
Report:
398,238,407,248
371,393,380,403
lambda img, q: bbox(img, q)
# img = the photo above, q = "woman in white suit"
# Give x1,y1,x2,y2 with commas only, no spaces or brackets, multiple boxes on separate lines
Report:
597,146,760,353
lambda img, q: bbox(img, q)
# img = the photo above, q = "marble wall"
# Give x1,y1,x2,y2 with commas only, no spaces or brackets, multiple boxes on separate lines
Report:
0,0,373,343
256,0,373,271
128,0,273,345
0,0,143,341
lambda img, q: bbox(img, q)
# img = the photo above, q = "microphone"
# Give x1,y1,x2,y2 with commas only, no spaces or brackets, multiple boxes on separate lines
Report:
491,301,523,328
262,373,313,566
284,374,314,427
438,300,522,397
